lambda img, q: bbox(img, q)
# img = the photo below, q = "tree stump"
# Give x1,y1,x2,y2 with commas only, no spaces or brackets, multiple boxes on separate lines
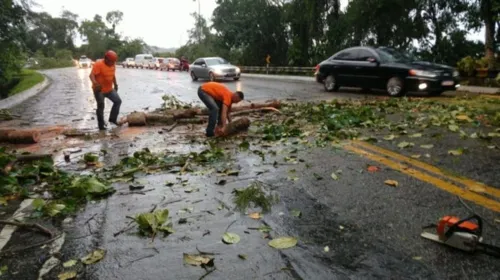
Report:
127,112,147,126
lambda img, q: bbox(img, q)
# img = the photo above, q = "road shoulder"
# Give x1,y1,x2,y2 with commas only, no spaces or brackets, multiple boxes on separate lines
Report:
0,71,51,110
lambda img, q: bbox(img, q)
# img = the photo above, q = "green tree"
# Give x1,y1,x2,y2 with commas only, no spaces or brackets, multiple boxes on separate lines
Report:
0,0,28,90
212,0,289,65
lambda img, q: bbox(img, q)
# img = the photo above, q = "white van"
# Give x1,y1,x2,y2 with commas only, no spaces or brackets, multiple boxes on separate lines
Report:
134,54,154,69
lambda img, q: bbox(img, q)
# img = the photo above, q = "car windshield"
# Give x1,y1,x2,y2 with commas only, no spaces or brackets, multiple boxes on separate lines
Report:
205,58,229,66
375,48,414,63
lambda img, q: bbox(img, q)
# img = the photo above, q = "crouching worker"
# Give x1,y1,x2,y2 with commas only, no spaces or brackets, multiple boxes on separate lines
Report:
197,82,244,137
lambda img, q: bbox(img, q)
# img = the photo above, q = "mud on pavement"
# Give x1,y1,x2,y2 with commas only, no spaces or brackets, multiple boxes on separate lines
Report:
1,94,500,280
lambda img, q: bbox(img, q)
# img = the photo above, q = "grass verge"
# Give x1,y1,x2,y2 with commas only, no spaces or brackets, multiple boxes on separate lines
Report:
7,69,44,97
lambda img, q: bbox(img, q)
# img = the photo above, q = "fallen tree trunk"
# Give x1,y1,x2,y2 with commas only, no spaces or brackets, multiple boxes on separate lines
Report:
177,118,207,125
221,118,250,136
145,113,175,125
121,101,280,126
231,107,281,117
127,112,147,126
173,108,200,120
231,100,281,112
0,130,41,144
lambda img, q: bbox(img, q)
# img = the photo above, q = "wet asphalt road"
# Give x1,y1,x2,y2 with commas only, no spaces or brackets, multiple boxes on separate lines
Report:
1,67,500,280
7,67,387,130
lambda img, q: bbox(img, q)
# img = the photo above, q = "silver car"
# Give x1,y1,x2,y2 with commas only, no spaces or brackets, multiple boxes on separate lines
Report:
189,57,241,81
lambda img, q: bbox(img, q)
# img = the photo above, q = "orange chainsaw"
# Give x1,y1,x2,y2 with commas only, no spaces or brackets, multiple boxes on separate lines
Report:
421,215,500,257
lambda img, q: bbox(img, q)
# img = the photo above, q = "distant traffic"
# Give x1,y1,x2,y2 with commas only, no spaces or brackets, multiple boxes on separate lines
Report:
78,45,463,96
77,54,241,82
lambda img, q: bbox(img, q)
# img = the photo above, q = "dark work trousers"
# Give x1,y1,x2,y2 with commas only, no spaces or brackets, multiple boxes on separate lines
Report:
197,87,223,137
93,89,122,129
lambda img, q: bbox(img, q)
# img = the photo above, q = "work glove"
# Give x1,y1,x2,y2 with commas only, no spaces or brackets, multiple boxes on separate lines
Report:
94,84,102,93
114,84,118,92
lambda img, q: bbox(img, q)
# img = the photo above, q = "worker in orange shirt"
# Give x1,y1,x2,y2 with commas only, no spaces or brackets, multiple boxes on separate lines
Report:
197,82,244,137
89,50,122,130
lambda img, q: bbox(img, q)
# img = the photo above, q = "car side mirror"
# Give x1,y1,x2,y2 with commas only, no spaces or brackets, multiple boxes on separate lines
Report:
201,64,207,68
367,57,378,63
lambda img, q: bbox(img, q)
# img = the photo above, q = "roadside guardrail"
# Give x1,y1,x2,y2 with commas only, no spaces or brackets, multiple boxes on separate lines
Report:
238,66,315,75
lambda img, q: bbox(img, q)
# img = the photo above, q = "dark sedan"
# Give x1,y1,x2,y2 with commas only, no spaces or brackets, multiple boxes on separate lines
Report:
315,46,460,96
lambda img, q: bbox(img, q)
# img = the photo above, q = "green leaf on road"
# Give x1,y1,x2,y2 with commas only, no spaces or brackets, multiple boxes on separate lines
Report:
383,135,396,141
268,237,298,249
239,141,250,150
81,249,106,265
448,124,459,132
58,271,77,280
46,202,66,217
238,254,247,260
420,144,434,149
135,208,174,237
183,253,214,267
448,149,463,156
331,172,338,180
63,260,78,268
398,141,414,149
290,209,302,217
222,232,240,244
409,133,422,138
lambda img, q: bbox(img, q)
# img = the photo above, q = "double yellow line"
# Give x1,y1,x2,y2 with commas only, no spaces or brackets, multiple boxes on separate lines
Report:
344,140,500,213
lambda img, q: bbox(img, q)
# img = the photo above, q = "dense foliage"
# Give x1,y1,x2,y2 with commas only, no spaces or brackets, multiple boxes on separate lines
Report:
2,0,500,92
176,0,499,70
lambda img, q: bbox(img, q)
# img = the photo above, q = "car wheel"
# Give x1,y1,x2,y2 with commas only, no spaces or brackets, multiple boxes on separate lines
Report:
190,71,198,81
324,75,339,92
234,77,240,81
209,72,216,82
386,77,405,97
429,90,443,96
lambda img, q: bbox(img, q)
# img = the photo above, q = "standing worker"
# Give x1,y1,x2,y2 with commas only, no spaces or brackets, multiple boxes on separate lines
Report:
89,50,122,130
197,82,244,137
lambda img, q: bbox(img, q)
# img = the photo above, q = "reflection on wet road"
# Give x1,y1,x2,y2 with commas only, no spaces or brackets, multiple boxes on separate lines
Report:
9,67,367,130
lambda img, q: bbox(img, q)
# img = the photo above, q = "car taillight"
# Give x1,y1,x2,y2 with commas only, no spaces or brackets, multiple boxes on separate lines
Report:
315,64,320,71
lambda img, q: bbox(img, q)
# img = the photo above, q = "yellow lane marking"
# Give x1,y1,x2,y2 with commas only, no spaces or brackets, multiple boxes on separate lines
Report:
344,144,500,213
352,140,500,199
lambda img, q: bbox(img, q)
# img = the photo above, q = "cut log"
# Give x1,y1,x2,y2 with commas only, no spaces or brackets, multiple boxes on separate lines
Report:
0,129,16,142
127,112,147,126
145,113,175,125
15,154,52,162
5,130,41,144
220,118,250,137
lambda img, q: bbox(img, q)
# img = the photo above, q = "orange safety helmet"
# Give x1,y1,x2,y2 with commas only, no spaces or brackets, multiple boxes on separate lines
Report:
104,50,118,62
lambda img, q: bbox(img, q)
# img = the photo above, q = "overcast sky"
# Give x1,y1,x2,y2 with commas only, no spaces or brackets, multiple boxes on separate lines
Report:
34,0,482,49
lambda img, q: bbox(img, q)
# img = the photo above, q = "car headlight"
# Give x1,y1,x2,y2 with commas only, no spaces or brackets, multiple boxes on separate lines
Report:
409,69,437,78
453,70,459,77
235,67,241,73
214,69,223,75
